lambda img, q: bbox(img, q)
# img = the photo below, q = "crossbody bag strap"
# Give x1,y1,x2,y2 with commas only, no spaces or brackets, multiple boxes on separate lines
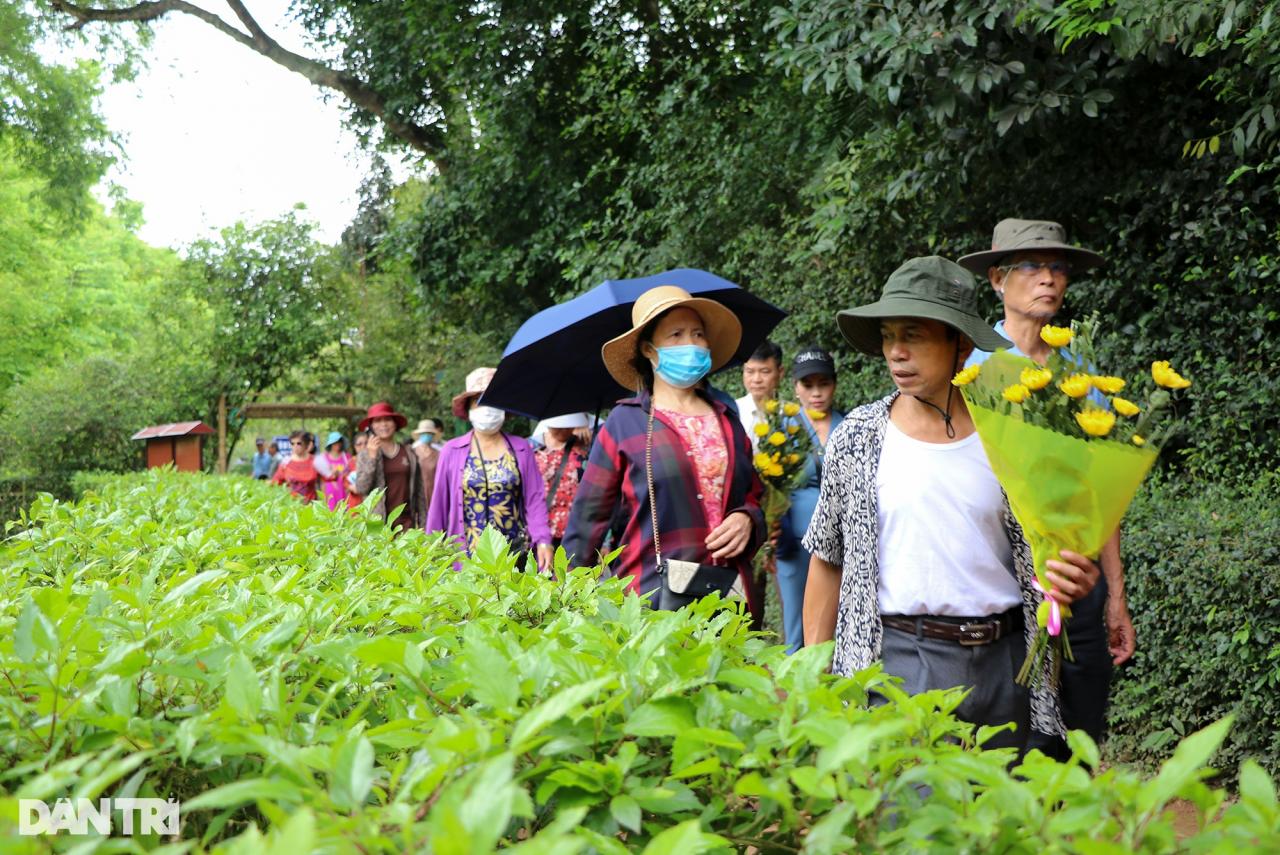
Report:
646,403,663,566
545,435,577,512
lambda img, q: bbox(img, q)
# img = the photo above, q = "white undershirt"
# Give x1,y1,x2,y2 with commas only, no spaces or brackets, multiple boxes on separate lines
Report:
875,420,1021,617
736,394,766,451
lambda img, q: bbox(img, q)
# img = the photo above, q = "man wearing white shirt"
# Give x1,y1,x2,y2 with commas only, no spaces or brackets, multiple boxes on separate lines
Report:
734,341,782,450
802,256,1101,752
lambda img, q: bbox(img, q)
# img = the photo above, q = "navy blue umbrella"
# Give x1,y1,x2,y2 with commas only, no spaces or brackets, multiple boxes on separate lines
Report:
481,269,787,419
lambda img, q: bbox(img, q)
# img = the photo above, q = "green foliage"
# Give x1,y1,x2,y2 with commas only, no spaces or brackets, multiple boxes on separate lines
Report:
0,4,116,215
1109,473,1280,777
0,147,180,402
0,355,162,497
0,150,214,495
187,210,341,403
1,470,1277,851
762,0,1280,481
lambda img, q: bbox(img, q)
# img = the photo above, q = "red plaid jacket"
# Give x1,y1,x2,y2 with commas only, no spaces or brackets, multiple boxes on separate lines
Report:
562,390,765,618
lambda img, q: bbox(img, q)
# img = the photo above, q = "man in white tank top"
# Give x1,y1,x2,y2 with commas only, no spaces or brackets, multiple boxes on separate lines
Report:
801,256,1102,751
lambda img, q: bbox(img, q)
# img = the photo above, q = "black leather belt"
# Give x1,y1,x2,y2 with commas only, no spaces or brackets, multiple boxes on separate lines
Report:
881,610,1022,646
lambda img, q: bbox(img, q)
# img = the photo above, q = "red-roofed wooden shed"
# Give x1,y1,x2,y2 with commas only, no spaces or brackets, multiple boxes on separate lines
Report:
131,422,214,472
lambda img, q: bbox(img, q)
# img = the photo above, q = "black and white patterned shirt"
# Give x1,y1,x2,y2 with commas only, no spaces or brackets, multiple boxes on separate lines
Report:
803,392,1064,737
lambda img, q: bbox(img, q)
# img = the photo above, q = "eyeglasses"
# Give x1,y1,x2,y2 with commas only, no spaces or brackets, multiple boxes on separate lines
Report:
999,260,1072,276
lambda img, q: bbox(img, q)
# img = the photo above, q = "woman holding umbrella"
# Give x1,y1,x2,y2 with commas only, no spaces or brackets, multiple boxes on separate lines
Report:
427,368,554,572
562,286,766,619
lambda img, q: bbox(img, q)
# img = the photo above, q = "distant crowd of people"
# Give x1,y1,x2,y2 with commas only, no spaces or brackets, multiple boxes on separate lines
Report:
251,217,1132,760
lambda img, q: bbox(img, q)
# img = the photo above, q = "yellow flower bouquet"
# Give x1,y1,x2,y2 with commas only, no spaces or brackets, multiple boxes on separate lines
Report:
750,400,814,550
953,317,1192,688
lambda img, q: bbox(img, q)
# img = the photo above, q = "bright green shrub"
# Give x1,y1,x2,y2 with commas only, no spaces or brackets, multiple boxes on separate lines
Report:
0,471,1277,852
1110,473,1280,777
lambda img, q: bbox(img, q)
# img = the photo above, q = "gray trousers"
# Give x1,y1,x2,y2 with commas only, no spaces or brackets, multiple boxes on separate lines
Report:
878,620,1030,752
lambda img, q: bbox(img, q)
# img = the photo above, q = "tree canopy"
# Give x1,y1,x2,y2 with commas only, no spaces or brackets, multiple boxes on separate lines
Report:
14,0,1280,486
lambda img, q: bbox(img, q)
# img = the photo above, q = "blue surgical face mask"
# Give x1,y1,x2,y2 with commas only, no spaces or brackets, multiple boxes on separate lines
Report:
652,345,712,389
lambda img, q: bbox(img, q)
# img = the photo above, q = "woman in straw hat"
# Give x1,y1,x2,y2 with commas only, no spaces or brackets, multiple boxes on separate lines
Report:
561,286,766,618
353,401,425,533
427,368,553,572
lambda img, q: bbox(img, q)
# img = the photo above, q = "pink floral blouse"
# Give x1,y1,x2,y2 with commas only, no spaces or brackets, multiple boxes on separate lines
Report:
657,409,727,529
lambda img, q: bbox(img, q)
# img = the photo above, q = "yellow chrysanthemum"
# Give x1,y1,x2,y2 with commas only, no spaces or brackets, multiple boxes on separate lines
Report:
952,364,981,386
1151,360,1192,389
786,423,800,435
1112,396,1141,417
1020,366,1053,391
806,408,826,421
753,422,770,437
767,463,784,477
782,402,800,417
753,452,772,470
1132,434,1146,446
771,452,781,462
765,399,779,413
1075,406,1117,438
1040,325,1073,348
1002,384,1032,404
768,432,786,447
1059,374,1092,398
1091,375,1126,394
786,453,801,464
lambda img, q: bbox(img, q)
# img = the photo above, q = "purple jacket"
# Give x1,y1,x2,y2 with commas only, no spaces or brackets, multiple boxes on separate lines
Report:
425,431,553,552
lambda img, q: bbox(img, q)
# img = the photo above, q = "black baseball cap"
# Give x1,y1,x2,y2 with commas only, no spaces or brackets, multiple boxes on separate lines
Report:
792,346,836,380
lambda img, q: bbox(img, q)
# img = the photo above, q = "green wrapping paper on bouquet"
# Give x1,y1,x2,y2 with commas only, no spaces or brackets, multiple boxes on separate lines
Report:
954,330,1189,689
965,391,1157,686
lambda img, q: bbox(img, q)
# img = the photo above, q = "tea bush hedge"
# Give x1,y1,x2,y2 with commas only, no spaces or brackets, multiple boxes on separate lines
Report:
1,471,1277,852
1110,473,1280,777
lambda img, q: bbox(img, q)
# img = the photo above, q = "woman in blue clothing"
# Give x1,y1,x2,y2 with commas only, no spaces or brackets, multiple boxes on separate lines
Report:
775,346,844,653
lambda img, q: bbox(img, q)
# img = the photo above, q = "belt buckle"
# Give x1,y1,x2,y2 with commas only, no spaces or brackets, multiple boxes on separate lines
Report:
958,622,995,646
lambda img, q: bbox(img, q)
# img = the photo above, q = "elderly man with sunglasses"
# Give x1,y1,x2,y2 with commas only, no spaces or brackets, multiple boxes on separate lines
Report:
958,218,1133,763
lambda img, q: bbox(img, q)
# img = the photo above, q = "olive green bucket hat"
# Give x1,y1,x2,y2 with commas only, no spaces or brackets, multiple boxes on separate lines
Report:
837,256,1012,356
957,218,1105,275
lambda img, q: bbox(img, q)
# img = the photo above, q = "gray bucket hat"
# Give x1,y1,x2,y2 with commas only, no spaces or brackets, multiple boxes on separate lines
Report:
957,218,1105,275
837,256,1012,356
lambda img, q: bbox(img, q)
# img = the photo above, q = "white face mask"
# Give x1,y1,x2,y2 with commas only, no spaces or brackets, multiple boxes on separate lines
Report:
468,405,505,434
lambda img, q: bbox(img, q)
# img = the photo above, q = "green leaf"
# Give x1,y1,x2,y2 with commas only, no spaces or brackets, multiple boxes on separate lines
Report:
224,651,262,720
1066,729,1100,769
1138,716,1233,812
511,676,611,752
160,568,226,606
802,802,855,853
330,735,375,810
640,819,727,854
461,633,519,711
184,778,301,811
609,793,642,832
1238,759,1278,809
817,721,907,774
624,697,697,737
265,808,315,855
14,598,56,661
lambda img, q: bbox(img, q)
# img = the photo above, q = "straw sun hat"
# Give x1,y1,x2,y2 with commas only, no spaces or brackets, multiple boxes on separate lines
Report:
601,286,742,391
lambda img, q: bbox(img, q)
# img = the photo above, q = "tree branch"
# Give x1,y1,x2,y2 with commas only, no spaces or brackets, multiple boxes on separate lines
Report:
47,0,449,163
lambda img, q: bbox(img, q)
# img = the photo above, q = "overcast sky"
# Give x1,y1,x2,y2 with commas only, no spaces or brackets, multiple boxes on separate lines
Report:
84,0,422,249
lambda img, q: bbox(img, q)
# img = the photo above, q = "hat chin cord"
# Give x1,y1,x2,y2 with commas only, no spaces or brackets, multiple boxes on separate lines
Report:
911,342,960,439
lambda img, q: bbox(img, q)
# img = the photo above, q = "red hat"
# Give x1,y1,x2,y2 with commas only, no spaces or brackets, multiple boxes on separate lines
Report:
358,401,408,432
